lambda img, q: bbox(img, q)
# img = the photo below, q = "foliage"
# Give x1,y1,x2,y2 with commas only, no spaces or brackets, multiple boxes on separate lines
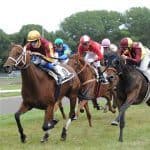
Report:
0,7,150,72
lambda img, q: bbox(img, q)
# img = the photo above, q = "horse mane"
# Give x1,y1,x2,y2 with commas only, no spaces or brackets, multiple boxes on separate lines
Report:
69,53,96,76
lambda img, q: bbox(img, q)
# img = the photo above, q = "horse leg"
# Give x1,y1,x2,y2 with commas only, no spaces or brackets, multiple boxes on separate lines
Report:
61,96,77,141
119,111,125,142
14,103,31,143
92,98,100,110
54,101,66,119
112,101,131,141
84,102,92,127
76,100,88,119
105,95,116,113
146,99,150,106
59,101,66,119
41,104,58,143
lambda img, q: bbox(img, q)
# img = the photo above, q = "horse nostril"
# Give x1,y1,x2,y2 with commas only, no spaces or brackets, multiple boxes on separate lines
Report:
107,75,114,82
3,66,12,73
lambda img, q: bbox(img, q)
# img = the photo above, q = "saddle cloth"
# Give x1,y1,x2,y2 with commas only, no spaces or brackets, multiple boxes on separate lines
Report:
48,65,74,84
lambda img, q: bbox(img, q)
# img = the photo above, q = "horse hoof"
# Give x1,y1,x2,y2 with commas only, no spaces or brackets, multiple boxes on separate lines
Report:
72,116,78,120
119,138,123,142
111,120,119,126
103,109,108,113
52,119,59,126
80,109,84,113
21,134,27,143
61,127,67,141
60,137,66,141
40,138,48,143
40,133,49,143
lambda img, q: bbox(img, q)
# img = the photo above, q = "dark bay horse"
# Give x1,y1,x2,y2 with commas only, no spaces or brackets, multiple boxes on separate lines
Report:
107,56,150,142
3,44,80,142
67,54,117,127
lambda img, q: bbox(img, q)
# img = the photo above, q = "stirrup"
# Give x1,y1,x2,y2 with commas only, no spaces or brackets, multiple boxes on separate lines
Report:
65,73,73,79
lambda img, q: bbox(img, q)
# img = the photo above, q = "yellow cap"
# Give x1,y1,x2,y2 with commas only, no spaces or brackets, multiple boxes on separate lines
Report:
27,30,41,41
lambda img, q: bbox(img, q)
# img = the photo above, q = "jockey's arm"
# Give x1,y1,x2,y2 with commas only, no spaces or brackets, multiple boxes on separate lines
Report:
126,49,142,65
45,43,55,62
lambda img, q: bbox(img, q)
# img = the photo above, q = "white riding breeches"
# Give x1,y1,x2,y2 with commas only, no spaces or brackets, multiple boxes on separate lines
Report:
139,51,150,81
84,51,101,67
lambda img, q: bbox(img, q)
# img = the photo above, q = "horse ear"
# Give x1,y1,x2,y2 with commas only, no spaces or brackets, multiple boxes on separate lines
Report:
22,38,27,47
10,42,15,47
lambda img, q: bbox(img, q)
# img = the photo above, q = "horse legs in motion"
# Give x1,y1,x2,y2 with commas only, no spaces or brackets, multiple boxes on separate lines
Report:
4,44,80,143
54,101,66,119
75,99,92,127
15,104,32,143
61,94,77,140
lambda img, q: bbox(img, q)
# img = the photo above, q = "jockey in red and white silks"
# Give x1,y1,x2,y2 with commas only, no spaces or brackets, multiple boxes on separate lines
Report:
78,35,108,84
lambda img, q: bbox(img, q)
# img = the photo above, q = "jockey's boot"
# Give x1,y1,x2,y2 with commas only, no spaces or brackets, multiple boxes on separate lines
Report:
97,67,108,84
52,67,64,85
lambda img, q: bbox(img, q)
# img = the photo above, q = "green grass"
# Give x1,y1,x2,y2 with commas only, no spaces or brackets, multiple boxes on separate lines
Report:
0,103,150,150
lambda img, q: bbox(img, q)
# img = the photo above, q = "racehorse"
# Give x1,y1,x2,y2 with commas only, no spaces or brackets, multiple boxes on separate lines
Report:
67,54,117,127
106,56,150,142
3,44,80,143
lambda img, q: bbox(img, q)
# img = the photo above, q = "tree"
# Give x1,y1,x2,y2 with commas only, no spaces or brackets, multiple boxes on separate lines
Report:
60,10,124,44
126,7,150,47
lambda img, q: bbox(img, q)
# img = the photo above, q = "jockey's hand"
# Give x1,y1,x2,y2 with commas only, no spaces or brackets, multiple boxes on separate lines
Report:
121,54,128,60
59,55,67,60
31,52,48,61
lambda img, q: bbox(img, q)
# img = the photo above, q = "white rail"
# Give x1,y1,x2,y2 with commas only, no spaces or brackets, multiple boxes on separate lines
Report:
0,89,21,93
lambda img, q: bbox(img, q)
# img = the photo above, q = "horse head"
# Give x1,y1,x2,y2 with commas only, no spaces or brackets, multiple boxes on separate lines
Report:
68,54,87,74
106,55,126,75
3,44,30,73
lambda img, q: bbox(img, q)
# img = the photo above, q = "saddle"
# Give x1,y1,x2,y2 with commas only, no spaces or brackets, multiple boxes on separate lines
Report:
48,65,74,85
31,52,74,85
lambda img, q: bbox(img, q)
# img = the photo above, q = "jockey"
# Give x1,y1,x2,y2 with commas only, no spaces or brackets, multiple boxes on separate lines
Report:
120,37,150,81
101,38,119,67
78,35,108,84
101,38,118,54
54,38,71,64
26,30,68,85
101,38,111,52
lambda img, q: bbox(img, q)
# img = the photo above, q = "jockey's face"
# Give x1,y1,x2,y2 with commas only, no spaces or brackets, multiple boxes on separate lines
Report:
104,47,110,51
55,44,63,51
120,46,129,51
31,40,40,48
82,42,89,48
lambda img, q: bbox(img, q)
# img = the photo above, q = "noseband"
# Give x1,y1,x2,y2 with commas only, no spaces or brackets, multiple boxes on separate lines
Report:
8,45,30,69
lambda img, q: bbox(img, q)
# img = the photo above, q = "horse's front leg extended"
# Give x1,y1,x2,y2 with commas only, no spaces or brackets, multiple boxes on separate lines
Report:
84,102,92,127
14,103,31,143
106,94,116,113
61,96,77,141
41,104,58,143
119,111,125,142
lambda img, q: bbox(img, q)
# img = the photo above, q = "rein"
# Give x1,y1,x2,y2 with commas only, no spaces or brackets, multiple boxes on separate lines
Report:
8,45,30,69
77,61,96,86
77,62,88,75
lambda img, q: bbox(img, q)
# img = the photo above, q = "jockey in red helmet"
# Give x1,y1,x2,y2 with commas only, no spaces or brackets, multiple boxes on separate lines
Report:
119,37,141,65
120,37,150,81
78,35,108,84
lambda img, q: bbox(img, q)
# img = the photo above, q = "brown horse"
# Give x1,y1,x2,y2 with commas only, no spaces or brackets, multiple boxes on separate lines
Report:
106,56,150,142
3,44,80,143
67,54,117,127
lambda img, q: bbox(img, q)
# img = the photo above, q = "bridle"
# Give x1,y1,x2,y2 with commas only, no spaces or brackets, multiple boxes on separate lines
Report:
75,57,97,86
8,45,30,69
